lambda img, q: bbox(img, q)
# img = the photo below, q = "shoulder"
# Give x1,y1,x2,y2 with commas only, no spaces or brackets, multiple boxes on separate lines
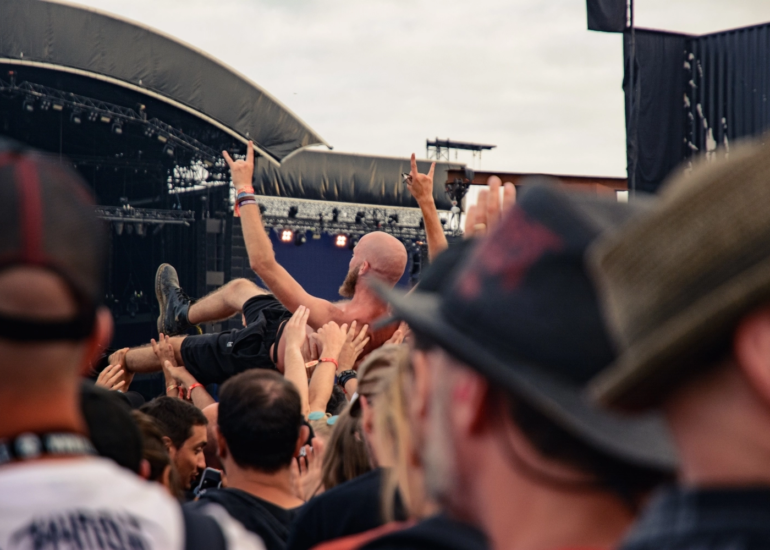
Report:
361,515,489,550
0,458,185,549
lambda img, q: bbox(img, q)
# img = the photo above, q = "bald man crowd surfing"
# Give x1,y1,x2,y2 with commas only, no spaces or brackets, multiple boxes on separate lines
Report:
114,142,409,384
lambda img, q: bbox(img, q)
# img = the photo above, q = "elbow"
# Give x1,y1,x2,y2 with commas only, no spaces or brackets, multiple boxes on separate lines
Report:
249,258,272,274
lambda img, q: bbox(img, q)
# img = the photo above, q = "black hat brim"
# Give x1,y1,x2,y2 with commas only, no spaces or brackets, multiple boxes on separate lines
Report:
374,283,677,471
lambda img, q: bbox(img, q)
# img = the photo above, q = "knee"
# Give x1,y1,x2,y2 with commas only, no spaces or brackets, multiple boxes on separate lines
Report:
230,278,266,295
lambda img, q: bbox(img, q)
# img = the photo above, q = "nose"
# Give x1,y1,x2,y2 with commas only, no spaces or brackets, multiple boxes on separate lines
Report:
197,453,206,471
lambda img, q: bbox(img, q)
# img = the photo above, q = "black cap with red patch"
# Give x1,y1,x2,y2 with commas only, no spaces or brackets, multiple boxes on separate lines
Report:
373,183,678,471
0,137,106,341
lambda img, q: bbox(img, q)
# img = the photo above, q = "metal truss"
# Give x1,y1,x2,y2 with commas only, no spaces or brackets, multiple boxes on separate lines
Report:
0,77,226,169
253,195,451,241
95,205,195,225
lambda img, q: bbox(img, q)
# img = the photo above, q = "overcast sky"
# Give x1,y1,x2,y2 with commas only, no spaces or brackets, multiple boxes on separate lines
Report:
73,0,770,178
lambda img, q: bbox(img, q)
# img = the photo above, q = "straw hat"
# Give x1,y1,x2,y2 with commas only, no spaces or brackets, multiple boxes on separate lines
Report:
589,139,770,410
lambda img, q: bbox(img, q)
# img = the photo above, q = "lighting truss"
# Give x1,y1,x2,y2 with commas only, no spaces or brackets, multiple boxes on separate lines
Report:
253,195,451,241
95,205,195,225
0,77,227,170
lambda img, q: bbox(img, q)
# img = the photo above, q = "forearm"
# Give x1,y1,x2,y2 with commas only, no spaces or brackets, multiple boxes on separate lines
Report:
308,354,339,412
188,384,216,409
418,197,448,262
240,203,280,278
284,347,310,417
343,378,358,397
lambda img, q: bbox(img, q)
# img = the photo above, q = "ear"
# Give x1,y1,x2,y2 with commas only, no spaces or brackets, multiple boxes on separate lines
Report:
216,425,229,461
733,305,770,405
162,436,177,459
80,307,114,376
409,349,433,423
294,425,311,458
450,366,489,437
359,260,370,276
139,459,151,480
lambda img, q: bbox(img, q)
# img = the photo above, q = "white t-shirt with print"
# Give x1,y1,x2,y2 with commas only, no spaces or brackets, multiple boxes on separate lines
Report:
0,456,265,550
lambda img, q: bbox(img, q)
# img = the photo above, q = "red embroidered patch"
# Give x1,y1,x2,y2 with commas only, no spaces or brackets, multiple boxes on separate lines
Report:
458,209,563,299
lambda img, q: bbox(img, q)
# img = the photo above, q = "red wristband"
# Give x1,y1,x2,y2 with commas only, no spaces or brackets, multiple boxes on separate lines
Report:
319,357,339,369
187,383,204,400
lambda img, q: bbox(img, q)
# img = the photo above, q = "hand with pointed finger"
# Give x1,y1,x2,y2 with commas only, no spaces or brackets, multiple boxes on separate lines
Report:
222,140,255,192
408,153,436,205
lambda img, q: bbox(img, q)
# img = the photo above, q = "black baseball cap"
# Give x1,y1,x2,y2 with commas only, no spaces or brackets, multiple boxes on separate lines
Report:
0,137,106,341
373,184,677,470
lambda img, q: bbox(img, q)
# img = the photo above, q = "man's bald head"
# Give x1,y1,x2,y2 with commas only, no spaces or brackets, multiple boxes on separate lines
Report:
353,232,408,286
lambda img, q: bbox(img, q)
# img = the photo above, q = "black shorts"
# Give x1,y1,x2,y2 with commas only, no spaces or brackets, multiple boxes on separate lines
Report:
180,294,291,385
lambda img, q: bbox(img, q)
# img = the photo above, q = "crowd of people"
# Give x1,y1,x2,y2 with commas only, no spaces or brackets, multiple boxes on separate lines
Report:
2,130,770,550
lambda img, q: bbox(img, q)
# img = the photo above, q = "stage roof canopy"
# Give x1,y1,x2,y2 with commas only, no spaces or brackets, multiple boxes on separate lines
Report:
0,0,328,164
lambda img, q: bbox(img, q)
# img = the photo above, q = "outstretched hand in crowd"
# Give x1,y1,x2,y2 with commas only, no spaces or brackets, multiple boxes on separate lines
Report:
151,333,214,408
464,176,516,238
96,347,132,392
282,306,313,417
337,321,369,373
291,437,326,501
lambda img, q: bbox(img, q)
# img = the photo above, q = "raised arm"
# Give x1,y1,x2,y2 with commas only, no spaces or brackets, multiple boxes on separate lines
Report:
282,306,311,418
408,153,447,262
224,142,341,329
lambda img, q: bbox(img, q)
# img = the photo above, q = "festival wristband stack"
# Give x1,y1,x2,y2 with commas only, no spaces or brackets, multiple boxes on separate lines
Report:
234,186,257,217
337,370,357,390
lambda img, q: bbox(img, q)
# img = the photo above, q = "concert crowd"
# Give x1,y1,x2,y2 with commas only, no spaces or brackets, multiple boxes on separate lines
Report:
2,133,770,550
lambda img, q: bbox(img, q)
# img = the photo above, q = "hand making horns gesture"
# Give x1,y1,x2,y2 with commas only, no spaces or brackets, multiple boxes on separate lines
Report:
222,140,255,192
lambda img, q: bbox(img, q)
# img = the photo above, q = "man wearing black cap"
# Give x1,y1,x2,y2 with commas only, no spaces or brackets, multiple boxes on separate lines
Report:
0,139,264,550
373,184,676,550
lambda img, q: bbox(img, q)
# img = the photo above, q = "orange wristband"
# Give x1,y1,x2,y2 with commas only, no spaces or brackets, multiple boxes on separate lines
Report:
319,357,339,369
187,383,204,400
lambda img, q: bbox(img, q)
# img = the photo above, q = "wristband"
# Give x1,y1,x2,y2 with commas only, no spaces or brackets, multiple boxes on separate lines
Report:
187,383,204,400
233,186,256,217
319,357,339,369
337,370,357,389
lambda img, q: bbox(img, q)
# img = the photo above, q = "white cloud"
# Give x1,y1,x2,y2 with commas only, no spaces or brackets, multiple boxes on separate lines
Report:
67,0,770,177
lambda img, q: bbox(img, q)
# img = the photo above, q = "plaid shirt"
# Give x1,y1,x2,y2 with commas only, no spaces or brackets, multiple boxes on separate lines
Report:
620,486,770,550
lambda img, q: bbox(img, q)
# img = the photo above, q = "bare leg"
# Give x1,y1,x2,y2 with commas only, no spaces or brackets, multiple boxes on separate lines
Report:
187,278,268,325
121,336,186,374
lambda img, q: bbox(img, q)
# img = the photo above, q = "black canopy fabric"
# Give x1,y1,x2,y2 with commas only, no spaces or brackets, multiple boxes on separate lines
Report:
586,0,627,33
626,23,770,193
0,0,328,164
255,150,463,210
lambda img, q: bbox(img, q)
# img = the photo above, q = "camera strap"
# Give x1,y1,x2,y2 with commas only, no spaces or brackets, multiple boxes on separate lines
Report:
0,432,95,466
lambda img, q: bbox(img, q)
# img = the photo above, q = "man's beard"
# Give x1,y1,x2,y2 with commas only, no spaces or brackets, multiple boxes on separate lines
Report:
421,370,459,505
338,266,359,298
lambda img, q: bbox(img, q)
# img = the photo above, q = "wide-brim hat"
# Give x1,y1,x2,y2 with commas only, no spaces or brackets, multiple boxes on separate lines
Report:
373,184,677,471
588,139,770,410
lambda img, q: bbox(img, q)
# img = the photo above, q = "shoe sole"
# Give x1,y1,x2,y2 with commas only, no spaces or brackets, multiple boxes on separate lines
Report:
155,263,172,335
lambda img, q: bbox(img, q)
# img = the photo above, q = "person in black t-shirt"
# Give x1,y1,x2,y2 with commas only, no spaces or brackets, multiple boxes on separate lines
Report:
186,370,310,550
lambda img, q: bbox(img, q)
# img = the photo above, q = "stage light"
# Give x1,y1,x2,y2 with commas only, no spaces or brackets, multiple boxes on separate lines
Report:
70,110,83,124
163,144,175,157
22,97,34,112
288,206,299,218
157,134,168,143
355,212,365,224
52,102,64,112
347,236,359,250
388,213,399,225
280,229,293,243
100,115,111,124
294,232,307,247
312,232,322,240
111,120,123,135
135,223,146,237
40,100,51,111
332,208,339,222
334,234,348,248
114,222,124,236
259,203,266,214
88,111,98,122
